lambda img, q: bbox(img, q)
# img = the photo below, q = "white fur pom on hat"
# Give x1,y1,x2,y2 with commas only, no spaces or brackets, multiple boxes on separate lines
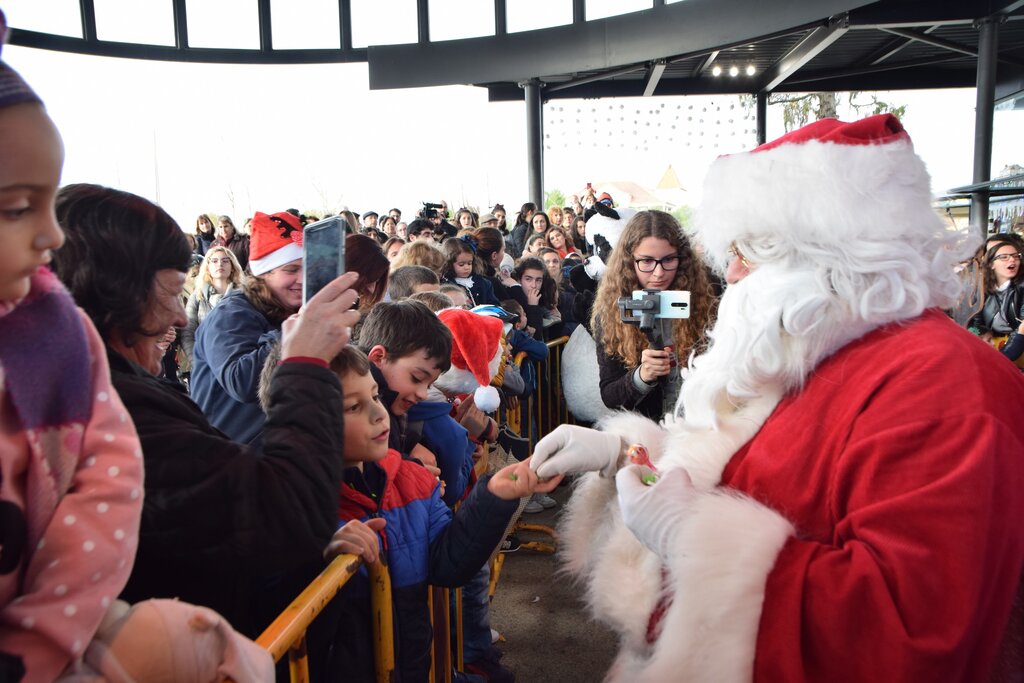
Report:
436,308,505,412
696,113,941,270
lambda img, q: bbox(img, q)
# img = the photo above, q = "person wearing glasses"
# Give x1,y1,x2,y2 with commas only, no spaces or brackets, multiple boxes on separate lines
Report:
589,210,714,419
181,246,243,364
969,236,1024,364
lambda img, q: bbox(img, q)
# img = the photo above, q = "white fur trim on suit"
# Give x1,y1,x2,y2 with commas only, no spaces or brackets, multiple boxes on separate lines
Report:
614,491,794,682
561,387,789,682
697,137,939,271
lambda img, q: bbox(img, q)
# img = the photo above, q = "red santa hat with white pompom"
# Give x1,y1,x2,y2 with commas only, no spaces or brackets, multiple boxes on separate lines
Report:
435,308,506,413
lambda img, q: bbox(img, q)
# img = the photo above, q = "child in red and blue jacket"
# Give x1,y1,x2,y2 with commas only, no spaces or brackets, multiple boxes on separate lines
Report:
325,346,561,682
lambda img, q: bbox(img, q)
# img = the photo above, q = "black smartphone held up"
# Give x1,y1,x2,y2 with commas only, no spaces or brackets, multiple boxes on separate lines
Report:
303,217,346,305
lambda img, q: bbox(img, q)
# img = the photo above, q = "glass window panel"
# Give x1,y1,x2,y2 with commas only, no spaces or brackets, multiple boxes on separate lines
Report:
351,0,417,48
667,0,687,4
506,0,572,33
94,0,175,46
186,0,259,50
3,0,82,37
586,0,652,21
271,0,340,50
430,0,494,42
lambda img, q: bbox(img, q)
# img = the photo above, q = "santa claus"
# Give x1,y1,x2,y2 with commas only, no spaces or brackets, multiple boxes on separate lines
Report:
532,114,1024,682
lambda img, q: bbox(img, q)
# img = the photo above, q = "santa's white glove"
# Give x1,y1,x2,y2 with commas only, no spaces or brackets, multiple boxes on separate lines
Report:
531,424,623,479
616,465,696,560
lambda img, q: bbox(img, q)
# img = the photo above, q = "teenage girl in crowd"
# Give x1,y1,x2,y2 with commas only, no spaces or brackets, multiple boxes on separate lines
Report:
440,236,499,307
181,245,243,363
590,210,715,419
194,213,216,255
345,233,390,345
191,211,305,446
507,202,536,257
571,214,589,256
546,226,579,258
969,236,1024,364
513,256,561,341
471,227,527,308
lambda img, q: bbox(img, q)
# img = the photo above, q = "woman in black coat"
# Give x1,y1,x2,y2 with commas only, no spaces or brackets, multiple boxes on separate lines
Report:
52,183,362,641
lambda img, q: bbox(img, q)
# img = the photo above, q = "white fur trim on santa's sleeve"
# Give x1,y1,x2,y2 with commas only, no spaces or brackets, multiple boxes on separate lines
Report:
612,490,795,683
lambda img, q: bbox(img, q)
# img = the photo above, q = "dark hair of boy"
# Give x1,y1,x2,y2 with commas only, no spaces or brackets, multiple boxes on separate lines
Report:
500,298,525,320
389,265,440,300
259,343,371,413
406,219,435,238
357,300,453,373
409,290,455,312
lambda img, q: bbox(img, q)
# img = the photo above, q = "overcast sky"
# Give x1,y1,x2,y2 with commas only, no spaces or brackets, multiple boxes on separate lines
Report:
4,1,1021,229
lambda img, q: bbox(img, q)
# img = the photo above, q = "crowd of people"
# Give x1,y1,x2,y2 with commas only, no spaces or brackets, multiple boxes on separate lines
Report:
2,8,1024,682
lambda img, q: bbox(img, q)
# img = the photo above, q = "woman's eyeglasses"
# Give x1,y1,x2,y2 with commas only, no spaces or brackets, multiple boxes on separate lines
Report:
634,254,681,273
992,252,1023,262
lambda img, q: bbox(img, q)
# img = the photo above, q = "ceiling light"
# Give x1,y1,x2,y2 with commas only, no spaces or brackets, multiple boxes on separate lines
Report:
729,66,739,77
746,65,756,76
711,65,722,77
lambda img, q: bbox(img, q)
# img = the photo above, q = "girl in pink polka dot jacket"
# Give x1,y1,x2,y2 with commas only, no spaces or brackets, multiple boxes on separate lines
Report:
0,16,144,681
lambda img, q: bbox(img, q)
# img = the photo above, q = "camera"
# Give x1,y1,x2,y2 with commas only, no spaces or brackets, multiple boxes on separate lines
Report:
419,201,443,220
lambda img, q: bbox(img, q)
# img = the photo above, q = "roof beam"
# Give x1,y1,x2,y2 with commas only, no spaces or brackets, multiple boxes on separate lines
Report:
643,60,667,96
690,50,719,77
757,15,848,92
368,0,872,90
881,25,1024,68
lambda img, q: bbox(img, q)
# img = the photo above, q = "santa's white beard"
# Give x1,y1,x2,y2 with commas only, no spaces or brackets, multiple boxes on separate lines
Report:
679,263,879,429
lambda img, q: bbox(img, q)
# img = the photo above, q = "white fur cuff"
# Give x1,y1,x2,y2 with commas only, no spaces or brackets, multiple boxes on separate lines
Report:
597,411,668,465
642,490,794,682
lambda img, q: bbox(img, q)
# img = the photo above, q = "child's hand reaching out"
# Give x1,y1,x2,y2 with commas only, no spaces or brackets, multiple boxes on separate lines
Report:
487,457,563,501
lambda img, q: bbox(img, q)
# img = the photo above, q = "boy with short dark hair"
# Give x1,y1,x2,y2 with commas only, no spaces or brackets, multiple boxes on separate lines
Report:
389,265,440,300
324,345,560,682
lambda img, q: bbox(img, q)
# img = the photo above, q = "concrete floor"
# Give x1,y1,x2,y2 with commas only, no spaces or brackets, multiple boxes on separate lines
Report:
487,484,617,683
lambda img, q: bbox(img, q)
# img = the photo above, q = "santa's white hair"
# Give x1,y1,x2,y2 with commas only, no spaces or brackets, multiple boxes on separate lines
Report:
683,128,977,429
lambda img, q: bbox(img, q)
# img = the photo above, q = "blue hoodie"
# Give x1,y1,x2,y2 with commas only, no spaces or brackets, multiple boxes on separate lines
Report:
405,399,476,507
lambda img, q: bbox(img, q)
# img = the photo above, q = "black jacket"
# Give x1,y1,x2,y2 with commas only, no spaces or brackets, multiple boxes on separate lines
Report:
112,350,345,637
593,319,664,420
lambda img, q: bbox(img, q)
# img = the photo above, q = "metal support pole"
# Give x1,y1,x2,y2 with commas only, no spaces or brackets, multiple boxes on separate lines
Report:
522,79,544,208
970,16,1000,240
756,91,767,145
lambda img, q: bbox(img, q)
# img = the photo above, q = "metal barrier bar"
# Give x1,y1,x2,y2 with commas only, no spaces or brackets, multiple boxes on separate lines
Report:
370,559,397,683
255,553,363,663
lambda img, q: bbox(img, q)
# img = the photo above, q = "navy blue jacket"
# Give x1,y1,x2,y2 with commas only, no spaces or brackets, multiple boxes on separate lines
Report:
191,290,280,445
405,399,475,506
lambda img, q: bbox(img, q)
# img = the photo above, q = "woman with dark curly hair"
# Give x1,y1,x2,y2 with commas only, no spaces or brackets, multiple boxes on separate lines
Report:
191,211,307,446
590,210,715,419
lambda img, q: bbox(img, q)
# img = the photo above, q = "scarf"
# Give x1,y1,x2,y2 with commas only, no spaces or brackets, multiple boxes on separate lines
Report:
0,267,92,549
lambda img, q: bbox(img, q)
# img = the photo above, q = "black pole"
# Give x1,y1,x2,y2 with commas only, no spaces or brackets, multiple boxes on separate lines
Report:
756,91,767,145
522,79,544,207
495,0,507,35
971,15,1000,241
418,0,430,43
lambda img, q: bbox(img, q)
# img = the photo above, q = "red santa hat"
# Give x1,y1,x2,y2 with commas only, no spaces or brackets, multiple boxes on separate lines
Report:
697,114,939,267
435,308,505,413
248,211,304,276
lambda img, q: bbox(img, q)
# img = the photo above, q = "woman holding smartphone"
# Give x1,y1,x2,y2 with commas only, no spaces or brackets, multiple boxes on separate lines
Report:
191,211,306,446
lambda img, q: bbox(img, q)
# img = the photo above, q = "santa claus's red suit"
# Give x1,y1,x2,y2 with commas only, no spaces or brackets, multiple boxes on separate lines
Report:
532,115,1024,682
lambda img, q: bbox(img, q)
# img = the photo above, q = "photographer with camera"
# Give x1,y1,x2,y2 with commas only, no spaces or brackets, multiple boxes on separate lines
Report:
589,210,714,419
